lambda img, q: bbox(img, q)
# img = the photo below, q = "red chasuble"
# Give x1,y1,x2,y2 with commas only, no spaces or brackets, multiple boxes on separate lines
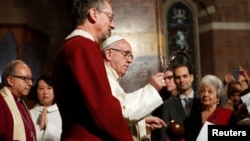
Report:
52,35,133,141
0,92,36,141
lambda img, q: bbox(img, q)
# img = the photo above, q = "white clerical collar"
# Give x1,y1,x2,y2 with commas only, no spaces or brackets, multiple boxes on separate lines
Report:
104,62,120,81
65,29,95,41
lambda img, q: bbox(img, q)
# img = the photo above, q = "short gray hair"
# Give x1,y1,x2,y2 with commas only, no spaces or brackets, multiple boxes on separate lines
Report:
198,74,224,98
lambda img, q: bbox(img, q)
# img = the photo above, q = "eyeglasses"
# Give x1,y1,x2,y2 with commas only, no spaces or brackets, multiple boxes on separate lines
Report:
164,76,173,80
10,75,33,83
98,10,114,22
110,48,134,59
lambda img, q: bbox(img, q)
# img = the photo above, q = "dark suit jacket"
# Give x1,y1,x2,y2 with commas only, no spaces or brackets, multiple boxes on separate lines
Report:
158,93,200,141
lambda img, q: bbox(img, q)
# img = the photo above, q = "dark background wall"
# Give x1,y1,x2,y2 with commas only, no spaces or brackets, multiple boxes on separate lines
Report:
0,0,73,72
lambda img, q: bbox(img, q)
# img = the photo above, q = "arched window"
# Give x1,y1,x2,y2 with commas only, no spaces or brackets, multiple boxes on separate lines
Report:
164,0,199,88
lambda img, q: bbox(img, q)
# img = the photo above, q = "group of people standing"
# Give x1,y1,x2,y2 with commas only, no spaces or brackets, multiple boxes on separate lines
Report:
151,64,250,141
0,0,249,141
0,60,61,141
0,0,165,140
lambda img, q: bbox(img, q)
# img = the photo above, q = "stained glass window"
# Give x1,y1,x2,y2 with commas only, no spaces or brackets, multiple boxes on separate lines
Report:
167,2,195,69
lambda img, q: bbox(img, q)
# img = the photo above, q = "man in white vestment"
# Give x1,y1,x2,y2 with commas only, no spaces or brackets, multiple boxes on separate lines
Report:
101,36,167,141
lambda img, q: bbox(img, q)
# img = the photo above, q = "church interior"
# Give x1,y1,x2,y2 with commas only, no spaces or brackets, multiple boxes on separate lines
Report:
0,0,250,93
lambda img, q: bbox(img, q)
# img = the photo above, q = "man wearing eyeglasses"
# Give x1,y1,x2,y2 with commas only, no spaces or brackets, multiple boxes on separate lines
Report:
0,60,36,141
101,35,167,141
52,0,133,141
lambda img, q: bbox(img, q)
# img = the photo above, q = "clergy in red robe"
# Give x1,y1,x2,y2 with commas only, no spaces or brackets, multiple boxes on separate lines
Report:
51,0,133,140
0,60,36,141
52,30,133,141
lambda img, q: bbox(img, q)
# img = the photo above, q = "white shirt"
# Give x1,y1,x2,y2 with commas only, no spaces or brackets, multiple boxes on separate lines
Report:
180,90,194,108
105,63,163,140
30,104,62,141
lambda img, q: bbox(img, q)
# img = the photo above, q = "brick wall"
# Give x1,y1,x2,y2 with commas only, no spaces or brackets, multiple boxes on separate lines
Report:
198,0,250,80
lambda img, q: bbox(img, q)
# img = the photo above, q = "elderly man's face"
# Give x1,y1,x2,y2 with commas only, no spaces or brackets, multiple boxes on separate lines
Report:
109,40,133,77
7,63,33,98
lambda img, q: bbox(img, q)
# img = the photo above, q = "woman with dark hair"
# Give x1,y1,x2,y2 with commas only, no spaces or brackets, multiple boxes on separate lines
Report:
29,74,62,141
